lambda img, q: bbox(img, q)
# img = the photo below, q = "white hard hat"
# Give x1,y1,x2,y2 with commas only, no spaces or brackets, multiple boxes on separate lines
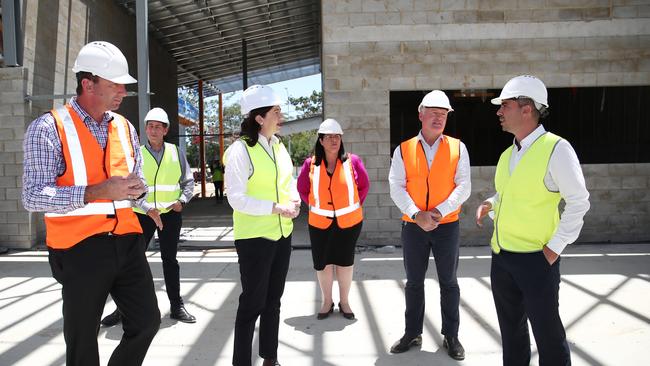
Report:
144,107,170,125
419,90,454,112
491,75,548,109
240,85,283,115
72,41,137,84
318,118,344,135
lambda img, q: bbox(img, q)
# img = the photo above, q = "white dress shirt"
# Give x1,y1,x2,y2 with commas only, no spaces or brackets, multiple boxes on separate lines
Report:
485,125,590,255
224,134,298,216
389,132,472,219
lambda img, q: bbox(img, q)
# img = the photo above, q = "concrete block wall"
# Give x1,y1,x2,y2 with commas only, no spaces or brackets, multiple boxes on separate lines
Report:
0,67,34,248
0,0,178,248
322,0,650,245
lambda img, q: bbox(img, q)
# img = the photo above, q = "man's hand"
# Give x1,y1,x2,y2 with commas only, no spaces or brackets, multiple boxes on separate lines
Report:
85,173,146,202
430,208,442,222
147,208,163,230
272,202,299,219
414,211,439,232
170,200,183,212
543,246,559,265
475,201,492,228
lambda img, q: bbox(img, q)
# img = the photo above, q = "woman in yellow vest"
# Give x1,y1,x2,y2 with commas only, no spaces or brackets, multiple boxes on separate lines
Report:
224,85,300,366
297,119,369,320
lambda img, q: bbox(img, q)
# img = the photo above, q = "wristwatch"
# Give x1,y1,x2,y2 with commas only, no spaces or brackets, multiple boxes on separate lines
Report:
411,211,419,220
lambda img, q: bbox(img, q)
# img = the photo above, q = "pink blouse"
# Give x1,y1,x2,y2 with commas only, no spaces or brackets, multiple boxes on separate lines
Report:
297,153,370,205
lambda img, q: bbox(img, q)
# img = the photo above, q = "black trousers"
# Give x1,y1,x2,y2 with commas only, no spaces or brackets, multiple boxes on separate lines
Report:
48,234,160,366
401,221,460,337
491,250,571,366
137,211,183,307
214,181,224,201
233,235,292,366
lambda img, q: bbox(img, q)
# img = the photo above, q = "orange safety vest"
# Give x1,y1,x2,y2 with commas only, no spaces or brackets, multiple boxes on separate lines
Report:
308,156,363,229
400,135,461,224
43,105,142,249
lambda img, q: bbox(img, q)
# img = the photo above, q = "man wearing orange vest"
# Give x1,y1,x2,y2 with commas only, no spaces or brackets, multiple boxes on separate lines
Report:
388,90,471,360
22,41,160,366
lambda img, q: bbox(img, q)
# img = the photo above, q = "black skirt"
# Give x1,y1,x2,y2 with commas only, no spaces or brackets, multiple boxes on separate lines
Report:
309,218,363,270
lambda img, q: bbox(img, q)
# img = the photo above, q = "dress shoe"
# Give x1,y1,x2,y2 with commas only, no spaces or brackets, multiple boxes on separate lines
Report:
338,302,355,320
171,304,196,323
317,302,334,320
443,336,465,360
100,309,121,327
389,334,422,353
262,359,281,366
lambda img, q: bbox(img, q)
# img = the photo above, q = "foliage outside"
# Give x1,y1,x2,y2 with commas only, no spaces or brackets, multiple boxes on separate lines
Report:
178,88,322,169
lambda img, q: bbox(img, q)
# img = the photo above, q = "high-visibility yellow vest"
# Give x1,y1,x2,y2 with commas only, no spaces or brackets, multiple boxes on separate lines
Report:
227,139,294,241
133,142,182,214
491,132,562,253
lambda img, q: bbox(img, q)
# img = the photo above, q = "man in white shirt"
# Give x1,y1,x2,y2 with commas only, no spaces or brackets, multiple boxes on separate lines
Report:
388,90,471,360
476,75,590,366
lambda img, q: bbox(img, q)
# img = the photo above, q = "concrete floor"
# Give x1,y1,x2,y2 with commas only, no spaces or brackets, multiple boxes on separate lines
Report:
1,198,649,365
1,243,649,366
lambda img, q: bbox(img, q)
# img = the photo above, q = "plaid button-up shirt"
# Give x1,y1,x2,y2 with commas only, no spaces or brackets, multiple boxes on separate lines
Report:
22,97,146,214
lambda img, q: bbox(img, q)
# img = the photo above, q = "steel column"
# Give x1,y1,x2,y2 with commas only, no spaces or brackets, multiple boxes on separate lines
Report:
136,0,150,144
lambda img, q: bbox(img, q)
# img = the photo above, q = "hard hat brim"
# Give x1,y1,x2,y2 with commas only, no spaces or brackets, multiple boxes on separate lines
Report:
491,97,504,105
107,74,138,84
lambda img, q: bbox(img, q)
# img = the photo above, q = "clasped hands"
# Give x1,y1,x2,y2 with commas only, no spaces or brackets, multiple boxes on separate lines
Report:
107,173,146,201
414,208,442,232
272,200,301,219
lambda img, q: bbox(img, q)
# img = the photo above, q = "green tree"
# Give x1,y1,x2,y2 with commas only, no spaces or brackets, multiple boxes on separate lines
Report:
288,90,322,118
179,89,243,168
281,90,322,165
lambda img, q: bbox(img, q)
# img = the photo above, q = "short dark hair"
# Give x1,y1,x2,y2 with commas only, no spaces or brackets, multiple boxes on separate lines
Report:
313,133,347,167
75,72,99,96
515,97,549,120
239,106,273,147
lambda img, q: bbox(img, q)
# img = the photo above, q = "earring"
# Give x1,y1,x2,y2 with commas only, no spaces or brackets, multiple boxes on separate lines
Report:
259,122,264,126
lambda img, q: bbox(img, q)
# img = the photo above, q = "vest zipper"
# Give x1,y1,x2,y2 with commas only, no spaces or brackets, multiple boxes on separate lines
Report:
271,146,283,237
419,142,430,211
494,195,503,250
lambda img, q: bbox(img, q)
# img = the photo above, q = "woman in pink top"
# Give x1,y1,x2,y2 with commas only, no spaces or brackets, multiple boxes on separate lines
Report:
297,119,370,320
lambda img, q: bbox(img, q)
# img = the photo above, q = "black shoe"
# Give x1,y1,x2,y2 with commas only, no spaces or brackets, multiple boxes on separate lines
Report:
443,336,465,360
338,302,355,320
171,304,196,323
262,359,280,366
100,309,121,327
389,334,422,353
317,302,334,320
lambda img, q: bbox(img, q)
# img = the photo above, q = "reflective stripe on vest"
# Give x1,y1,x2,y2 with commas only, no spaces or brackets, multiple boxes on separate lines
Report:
229,139,294,241
44,105,142,249
133,142,182,214
308,157,363,229
45,200,132,217
490,132,562,254
400,135,461,224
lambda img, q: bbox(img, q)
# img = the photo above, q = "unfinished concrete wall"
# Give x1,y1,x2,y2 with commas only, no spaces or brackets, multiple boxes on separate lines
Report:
0,0,178,248
322,0,650,245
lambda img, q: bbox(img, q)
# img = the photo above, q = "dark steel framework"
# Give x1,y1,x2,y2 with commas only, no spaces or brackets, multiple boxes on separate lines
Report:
116,0,321,95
